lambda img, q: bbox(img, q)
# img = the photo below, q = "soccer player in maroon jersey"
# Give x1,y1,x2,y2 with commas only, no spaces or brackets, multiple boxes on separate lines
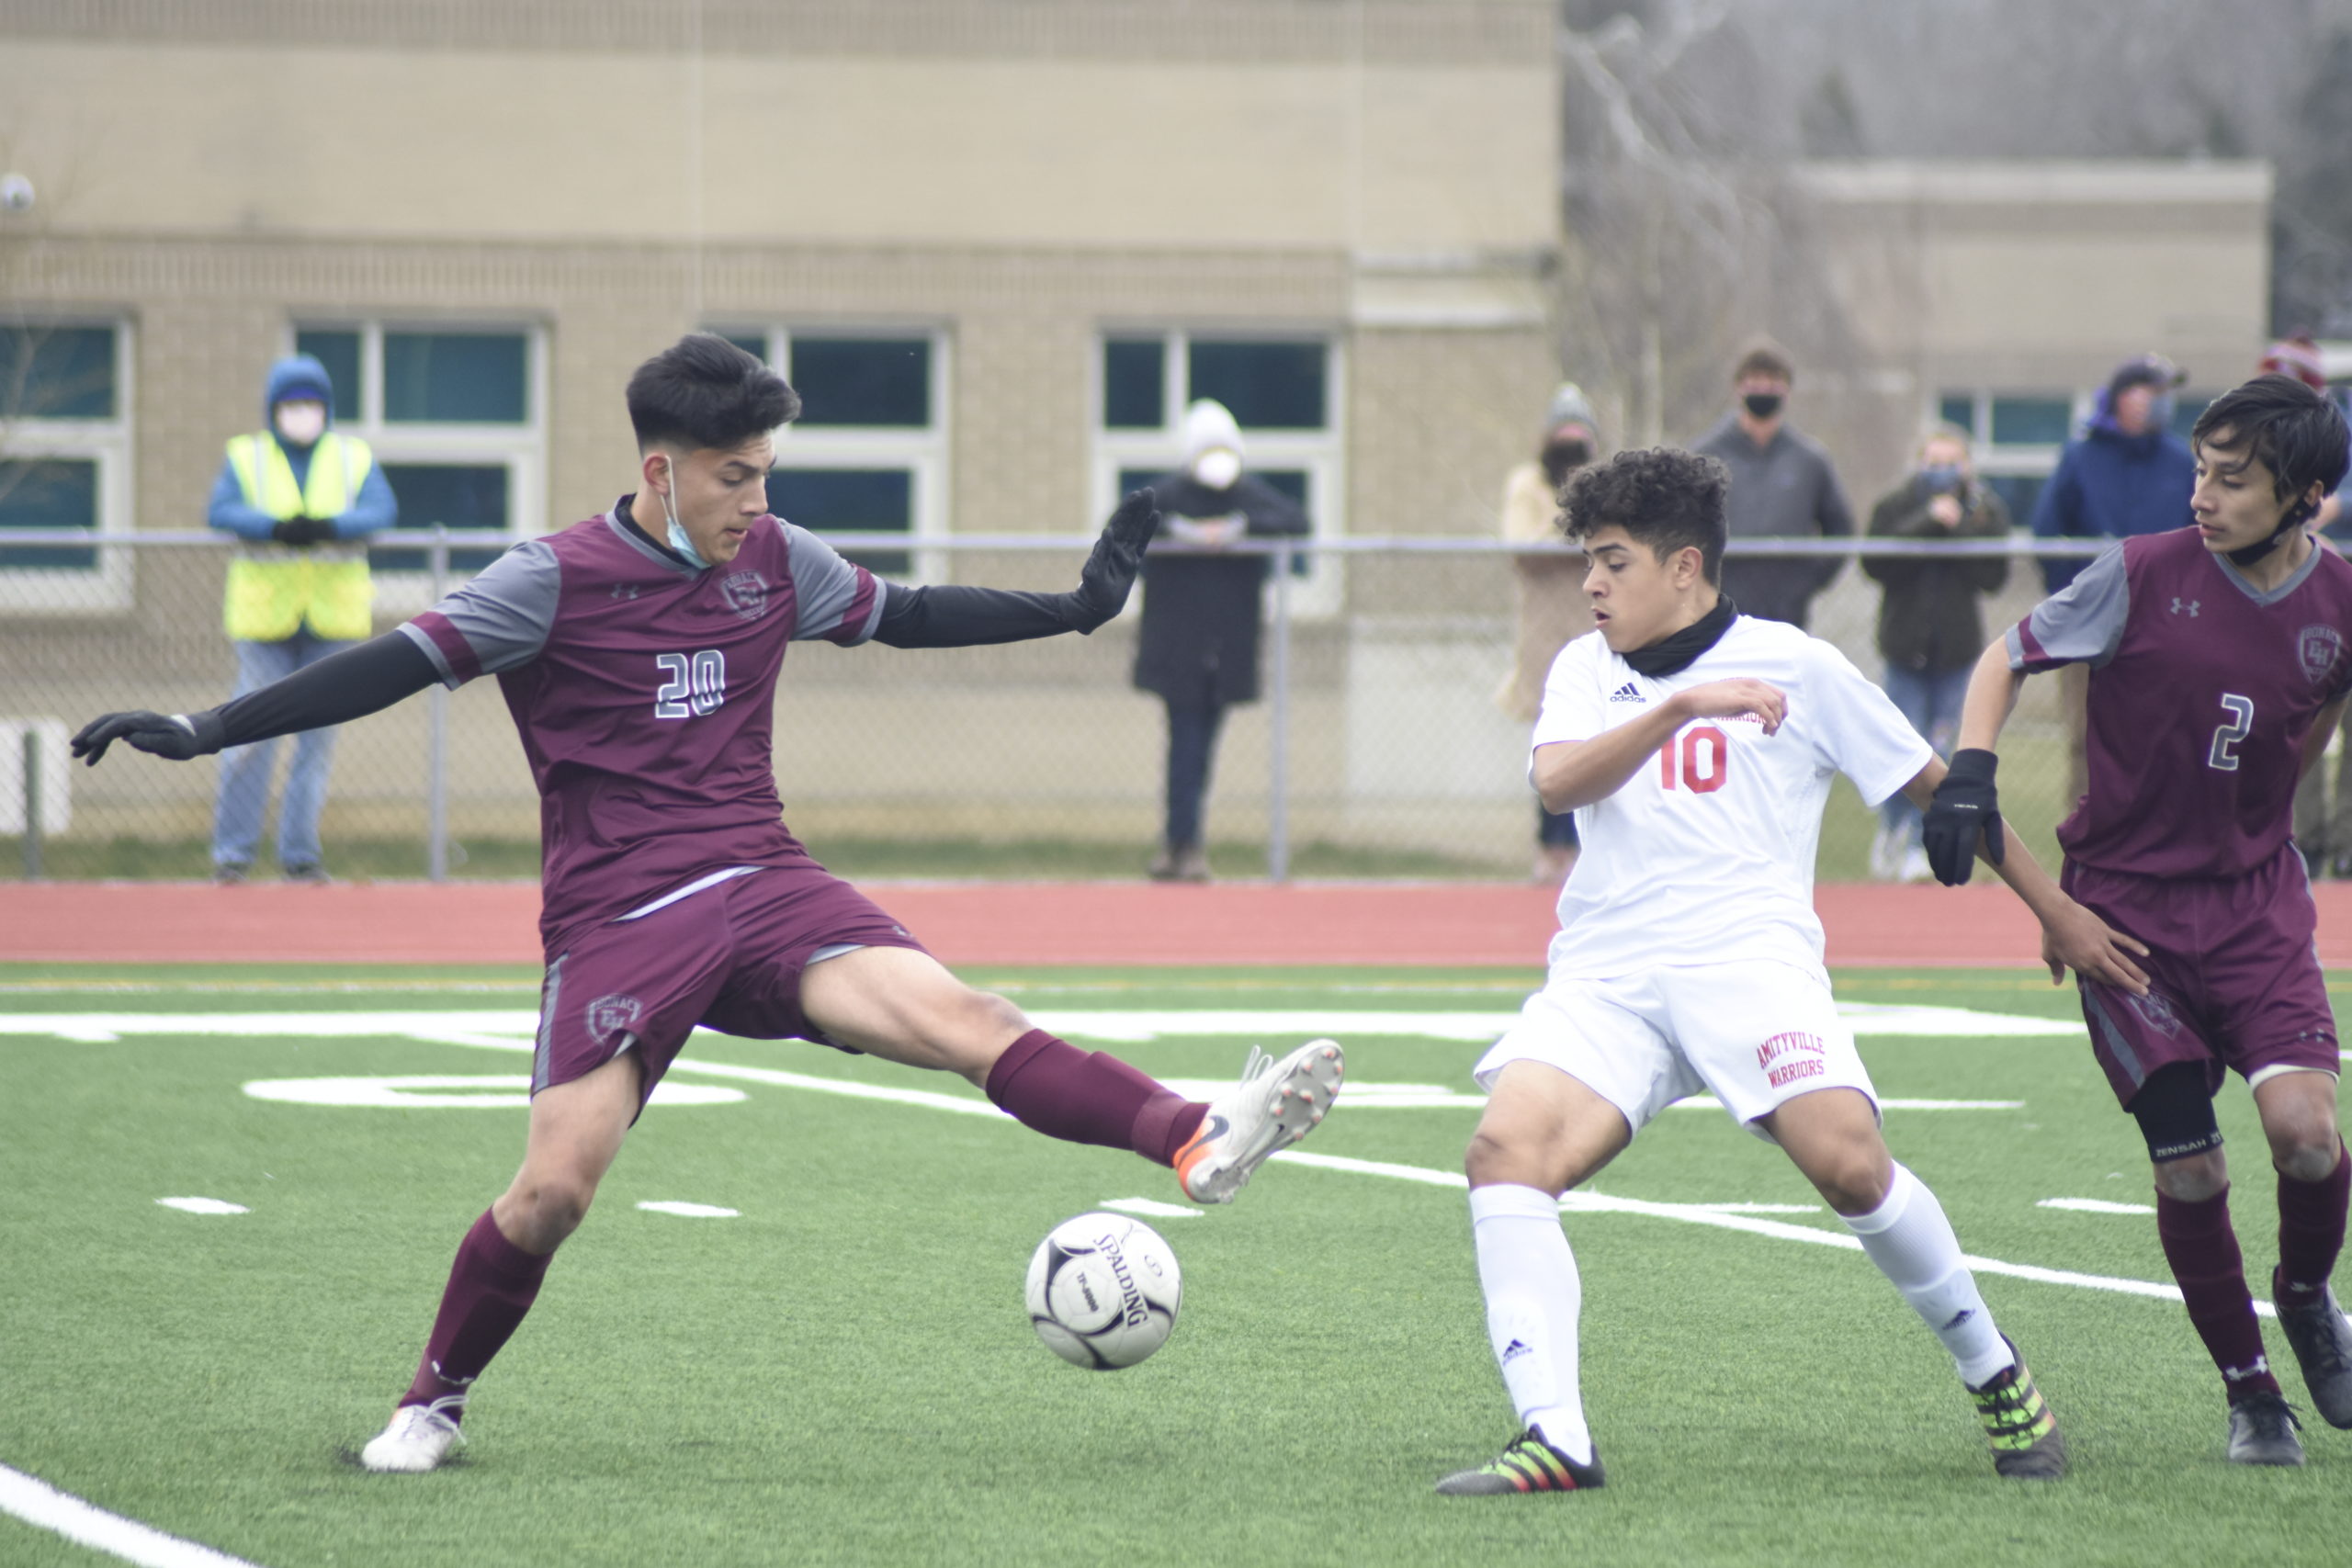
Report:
1924,374,2352,1466
72,334,1345,1472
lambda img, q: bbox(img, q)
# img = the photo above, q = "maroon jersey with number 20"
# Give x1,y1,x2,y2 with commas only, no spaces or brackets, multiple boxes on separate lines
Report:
399,501,882,954
2009,527,2352,880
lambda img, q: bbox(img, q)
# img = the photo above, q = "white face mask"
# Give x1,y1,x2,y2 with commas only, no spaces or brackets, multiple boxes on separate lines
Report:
655,457,710,570
1191,448,1241,491
274,400,327,446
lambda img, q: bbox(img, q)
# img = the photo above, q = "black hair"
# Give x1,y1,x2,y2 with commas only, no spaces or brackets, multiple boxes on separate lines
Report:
626,333,801,451
2190,374,2351,529
1557,446,1729,584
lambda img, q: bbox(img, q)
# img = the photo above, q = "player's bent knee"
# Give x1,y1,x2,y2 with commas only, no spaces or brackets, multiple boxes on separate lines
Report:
2150,1149,2228,1202
1464,1127,1557,1193
2131,1062,2223,1168
498,1174,599,1251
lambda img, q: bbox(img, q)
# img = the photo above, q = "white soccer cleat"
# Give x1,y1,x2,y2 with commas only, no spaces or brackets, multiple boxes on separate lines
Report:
358,1395,467,1473
1174,1039,1345,1204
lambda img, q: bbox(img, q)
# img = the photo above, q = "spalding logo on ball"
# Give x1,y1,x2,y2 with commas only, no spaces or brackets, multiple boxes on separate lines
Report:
1025,1212,1182,1370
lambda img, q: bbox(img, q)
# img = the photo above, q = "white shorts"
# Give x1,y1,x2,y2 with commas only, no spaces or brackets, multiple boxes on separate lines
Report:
1474,959,1878,1139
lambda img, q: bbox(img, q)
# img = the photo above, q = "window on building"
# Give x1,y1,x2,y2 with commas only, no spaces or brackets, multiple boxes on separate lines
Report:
292,323,545,581
716,327,948,578
0,319,133,610
1094,331,1342,613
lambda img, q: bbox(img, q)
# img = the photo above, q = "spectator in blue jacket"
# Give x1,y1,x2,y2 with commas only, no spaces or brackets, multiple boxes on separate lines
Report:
2029,353,2195,806
206,354,398,882
2030,354,2195,592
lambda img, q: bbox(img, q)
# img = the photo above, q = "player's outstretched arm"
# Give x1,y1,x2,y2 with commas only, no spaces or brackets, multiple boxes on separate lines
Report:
870,489,1159,649
1901,756,2148,994
1533,678,1785,813
72,631,440,767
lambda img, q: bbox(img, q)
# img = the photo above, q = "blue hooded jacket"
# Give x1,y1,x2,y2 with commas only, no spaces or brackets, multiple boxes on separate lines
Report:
2028,385,2195,591
206,354,398,542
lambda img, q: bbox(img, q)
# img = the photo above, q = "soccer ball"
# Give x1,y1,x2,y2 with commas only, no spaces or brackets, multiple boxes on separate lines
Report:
1024,1212,1182,1370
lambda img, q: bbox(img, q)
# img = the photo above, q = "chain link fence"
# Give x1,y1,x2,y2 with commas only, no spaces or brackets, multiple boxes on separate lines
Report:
1,529,2119,883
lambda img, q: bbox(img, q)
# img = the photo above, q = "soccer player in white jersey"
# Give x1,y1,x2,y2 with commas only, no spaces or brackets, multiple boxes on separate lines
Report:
1436,447,2152,1495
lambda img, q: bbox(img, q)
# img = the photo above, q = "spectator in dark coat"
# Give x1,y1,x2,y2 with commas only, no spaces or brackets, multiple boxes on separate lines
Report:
1862,424,2010,881
1689,339,1855,629
1133,399,1308,881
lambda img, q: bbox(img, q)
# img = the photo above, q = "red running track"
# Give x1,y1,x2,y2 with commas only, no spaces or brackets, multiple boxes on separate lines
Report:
7,879,2352,968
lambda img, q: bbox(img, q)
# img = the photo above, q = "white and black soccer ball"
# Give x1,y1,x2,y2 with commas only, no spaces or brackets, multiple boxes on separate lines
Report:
1024,1212,1182,1371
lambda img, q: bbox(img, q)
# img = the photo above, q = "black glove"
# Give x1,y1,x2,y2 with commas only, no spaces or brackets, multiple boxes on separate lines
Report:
1059,488,1159,633
1922,747,2005,886
270,516,335,547
71,709,228,766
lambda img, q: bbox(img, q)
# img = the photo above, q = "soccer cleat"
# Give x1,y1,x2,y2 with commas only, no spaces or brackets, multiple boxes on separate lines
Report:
358,1394,467,1473
2225,1392,2305,1466
2272,1269,2352,1428
1969,1337,2066,1479
1435,1428,1604,1495
1173,1040,1344,1204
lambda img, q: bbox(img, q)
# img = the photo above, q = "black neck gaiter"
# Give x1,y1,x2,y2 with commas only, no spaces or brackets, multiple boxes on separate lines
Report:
1623,593,1738,678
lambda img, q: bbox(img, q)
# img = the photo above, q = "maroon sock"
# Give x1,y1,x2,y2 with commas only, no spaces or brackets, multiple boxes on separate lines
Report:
399,1209,554,1414
2155,1185,2280,1404
2278,1139,2351,1298
985,1029,1206,1168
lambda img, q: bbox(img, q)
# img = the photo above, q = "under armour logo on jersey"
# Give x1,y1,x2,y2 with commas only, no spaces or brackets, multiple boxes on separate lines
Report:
610,582,640,601
1608,682,1644,704
2170,597,2199,616
2224,1357,2271,1381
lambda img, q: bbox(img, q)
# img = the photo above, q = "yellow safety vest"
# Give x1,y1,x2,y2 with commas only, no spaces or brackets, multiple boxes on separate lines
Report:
221,431,378,642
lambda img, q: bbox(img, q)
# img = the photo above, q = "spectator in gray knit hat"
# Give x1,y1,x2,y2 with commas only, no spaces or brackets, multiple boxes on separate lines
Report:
1496,382,1601,882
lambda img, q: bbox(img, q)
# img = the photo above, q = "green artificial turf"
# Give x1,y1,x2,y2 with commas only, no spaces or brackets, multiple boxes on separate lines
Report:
2,966,2347,1567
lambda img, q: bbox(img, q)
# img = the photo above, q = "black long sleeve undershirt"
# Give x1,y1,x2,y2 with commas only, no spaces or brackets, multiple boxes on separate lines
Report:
205,576,1093,749
870,581,1083,649
209,631,442,749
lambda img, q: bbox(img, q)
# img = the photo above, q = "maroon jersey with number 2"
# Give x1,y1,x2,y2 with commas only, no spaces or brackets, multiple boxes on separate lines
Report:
399,501,883,955
2011,527,2352,878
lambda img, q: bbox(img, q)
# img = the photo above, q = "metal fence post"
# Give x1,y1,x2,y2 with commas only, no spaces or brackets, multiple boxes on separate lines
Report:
426,525,451,883
20,726,41,880
1267,541,1293,884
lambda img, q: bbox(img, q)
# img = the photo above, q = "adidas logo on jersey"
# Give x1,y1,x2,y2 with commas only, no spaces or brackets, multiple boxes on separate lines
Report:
1608,682,1644,704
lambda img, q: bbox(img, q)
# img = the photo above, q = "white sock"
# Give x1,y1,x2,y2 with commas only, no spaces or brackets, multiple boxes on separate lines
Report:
1469,1182,1594,1465
1841,1163,2012,1387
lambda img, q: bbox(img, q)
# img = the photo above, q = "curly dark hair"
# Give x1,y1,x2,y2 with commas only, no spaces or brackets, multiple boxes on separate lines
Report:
1557,446,1729,584
2190,374,2351,529
627,333,802,452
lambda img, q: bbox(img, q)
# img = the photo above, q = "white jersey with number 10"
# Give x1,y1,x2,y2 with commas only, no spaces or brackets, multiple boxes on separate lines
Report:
1532,615,1932,981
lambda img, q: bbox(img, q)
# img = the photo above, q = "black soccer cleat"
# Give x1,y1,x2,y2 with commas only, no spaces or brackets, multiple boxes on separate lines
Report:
2272,1269,2352,1429
1968,1337,2066,1480
1434,1428,1604,1495
2225,1392,2306,1467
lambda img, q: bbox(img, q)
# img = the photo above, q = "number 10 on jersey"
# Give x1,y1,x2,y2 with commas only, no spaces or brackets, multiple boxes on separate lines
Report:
1657,726,1730,794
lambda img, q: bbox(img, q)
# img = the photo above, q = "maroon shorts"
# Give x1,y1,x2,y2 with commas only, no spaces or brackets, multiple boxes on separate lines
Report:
532,864,929,1111
2063,843,2339,1110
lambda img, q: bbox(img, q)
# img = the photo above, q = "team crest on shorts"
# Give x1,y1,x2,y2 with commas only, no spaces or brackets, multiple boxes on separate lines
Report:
2299,624,2344,686
2127,989,2185,1039
720,570,769,623
585,993,645,1044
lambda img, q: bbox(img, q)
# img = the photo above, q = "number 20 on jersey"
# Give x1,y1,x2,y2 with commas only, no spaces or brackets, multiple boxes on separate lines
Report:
1657,725,1730,794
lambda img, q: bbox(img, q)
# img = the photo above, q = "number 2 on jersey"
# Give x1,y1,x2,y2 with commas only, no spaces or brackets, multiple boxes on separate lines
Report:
654,649,726,719
2207,693,2253,772
1657,726,1730,794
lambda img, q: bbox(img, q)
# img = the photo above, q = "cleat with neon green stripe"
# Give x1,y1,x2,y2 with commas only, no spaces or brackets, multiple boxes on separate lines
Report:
1969,1337,2066,1480
1434,1428,1604,1495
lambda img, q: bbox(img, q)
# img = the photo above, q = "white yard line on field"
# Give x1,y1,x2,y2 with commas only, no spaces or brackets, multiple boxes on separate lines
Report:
0,1464,264,1568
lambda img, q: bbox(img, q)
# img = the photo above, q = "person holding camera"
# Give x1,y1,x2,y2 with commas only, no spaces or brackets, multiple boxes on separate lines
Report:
204,354,398,883
1862,424,2009,881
